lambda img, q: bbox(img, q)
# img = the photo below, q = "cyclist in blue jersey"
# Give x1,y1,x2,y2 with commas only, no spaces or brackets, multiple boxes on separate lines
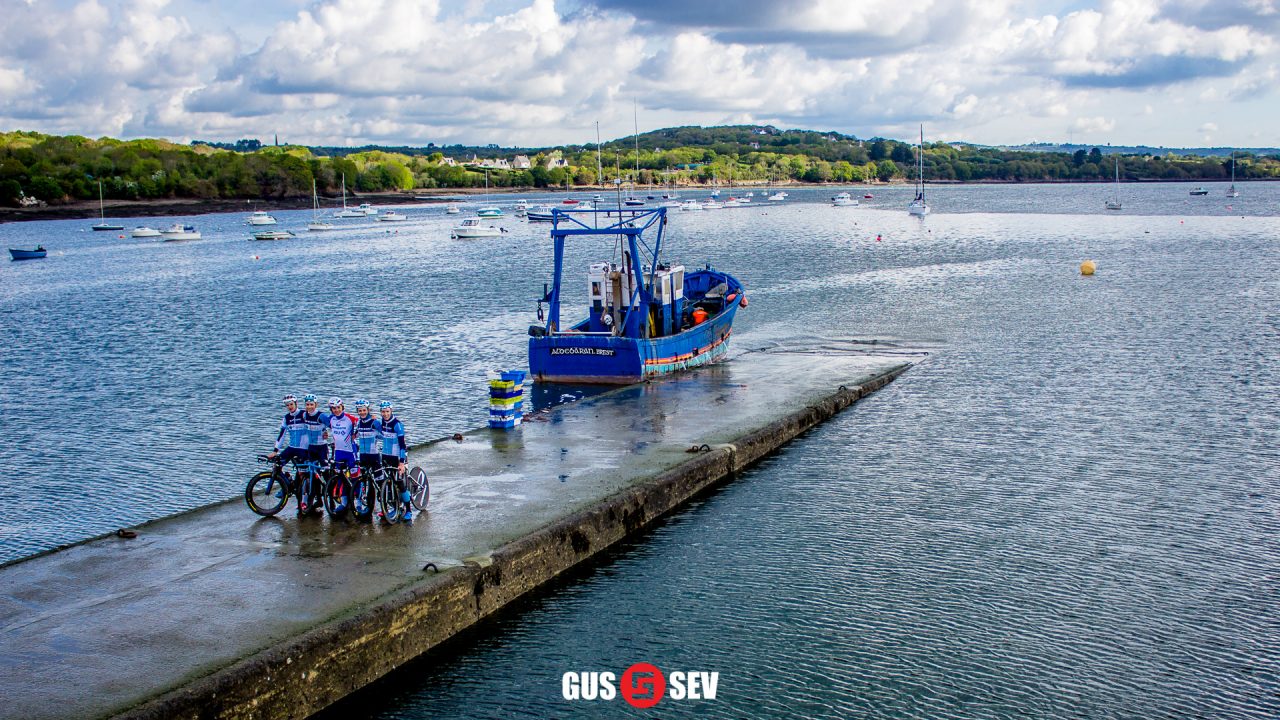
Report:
324,398,358,474
377,401,412,522
351,399,381,522
267,394,307,465
300,394,328,469
353,399,382,472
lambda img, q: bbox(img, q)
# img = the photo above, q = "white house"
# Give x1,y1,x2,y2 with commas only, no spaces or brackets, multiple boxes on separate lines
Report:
512,155,531,170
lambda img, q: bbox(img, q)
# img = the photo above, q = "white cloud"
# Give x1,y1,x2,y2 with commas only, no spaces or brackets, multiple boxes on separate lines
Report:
0,0,1277,147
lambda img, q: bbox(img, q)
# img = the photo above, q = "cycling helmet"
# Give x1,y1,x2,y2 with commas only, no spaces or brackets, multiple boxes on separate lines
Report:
354,399,370,409
328,397,343,408
302,393,317,403
379,400,394,410
282,394,297,403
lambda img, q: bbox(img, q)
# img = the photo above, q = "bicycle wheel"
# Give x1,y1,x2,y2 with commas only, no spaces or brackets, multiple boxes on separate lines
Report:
323,474,351,519
351,474,374,522
407,466,430,512
245,470,289,516
378,477,401,524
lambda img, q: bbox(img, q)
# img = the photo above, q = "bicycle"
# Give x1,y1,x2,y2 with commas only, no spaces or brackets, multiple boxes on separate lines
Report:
322,464,355,520
244,456,323,517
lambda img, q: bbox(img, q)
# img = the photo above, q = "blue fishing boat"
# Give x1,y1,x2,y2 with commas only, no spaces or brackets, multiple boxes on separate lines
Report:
529,207,746,384
9,246,47,261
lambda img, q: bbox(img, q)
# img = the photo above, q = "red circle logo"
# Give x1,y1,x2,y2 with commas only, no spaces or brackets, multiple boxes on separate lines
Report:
620,662,665,709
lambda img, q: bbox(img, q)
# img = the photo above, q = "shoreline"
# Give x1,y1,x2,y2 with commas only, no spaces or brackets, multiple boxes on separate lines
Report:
0,178,1266,224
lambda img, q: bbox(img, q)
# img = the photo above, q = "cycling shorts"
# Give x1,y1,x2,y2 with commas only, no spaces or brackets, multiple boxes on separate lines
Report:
333,450,357,471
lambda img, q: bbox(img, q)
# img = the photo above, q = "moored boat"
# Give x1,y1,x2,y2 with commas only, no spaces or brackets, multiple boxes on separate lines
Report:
378,210,408,222
131,226,162,238
529,207,745,384
1189,187,1209,196
907,124,931,216
92,180,123,231
9,246,47,260
679,199,702,211
358,203,377,216
526,205,556,222
477,206,504,218
247,211,277,225
161,224,201,241
452,217,502,238
252,230,295,240
832,192,858,206
308,179,336,230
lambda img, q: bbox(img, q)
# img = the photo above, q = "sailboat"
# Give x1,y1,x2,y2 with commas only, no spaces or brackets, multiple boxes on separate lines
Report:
1226,152,1240,198
308,180,336,231
1105,157,1123,210
623,100,645,206
477,170,502,217
334,174,363,218
92,180,123,231
907,125,930,216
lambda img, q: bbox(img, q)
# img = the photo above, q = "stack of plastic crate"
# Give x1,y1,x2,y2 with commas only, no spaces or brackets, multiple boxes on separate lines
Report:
488,370,526,429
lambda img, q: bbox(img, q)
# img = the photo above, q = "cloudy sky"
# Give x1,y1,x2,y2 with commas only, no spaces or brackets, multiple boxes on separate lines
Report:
1,0,1276,148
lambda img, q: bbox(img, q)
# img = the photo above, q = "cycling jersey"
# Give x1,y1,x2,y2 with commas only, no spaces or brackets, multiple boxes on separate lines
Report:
323,412,358,454
354,416,380,455
377,416,407,460
275,410,308,451
301,410,326,449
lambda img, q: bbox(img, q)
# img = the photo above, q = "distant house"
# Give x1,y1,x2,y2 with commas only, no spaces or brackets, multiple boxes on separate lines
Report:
512,155,531,170
750,141,760,149
439,157,457,166
545,156,569,170
486,158,511,170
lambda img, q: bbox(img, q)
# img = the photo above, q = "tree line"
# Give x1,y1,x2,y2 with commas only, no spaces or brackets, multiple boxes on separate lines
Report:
2,128,1277,207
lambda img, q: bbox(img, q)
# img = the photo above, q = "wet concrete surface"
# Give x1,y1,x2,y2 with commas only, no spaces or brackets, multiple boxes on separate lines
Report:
0,351,908,720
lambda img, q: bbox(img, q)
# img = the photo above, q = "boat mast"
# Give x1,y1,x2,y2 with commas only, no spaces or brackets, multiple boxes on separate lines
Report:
341,173,348,211
596,121,604,188
98,179,105,221
918,124,925,201
633,99,640,190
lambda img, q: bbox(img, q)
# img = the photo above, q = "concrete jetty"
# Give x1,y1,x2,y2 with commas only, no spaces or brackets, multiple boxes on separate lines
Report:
0,351,909,720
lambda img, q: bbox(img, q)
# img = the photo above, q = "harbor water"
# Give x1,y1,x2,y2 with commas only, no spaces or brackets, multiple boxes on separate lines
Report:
2,182,1277,717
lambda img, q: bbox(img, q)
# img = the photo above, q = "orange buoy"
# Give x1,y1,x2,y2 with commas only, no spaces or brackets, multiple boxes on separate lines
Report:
691,308,708,325
1080,259,1096,276
739,294,748,308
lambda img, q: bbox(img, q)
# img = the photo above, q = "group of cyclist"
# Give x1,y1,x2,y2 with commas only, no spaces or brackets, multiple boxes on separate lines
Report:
267,393,413,521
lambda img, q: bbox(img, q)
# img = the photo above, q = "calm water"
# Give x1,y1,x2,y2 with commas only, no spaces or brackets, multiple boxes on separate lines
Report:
3,183,1278,717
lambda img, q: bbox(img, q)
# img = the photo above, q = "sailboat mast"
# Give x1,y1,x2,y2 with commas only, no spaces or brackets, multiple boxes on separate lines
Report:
596,121,603,188
633,100,640,188
918,124,925,199
98,179,105,221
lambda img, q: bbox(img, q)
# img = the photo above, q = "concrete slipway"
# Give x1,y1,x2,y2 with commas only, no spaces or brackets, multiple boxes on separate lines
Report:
0,350,909,720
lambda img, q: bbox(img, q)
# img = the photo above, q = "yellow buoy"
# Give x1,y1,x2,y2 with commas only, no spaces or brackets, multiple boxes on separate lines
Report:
1080,259,1096,276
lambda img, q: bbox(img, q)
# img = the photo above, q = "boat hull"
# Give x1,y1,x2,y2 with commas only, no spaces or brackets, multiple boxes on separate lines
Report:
530,302,738,384
9,249,47,260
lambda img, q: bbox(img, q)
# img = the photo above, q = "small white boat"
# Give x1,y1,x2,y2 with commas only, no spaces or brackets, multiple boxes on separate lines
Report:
161,223,201,241
513,200,529,213
710,189,720,198
767,191,787,201
445,204,462,214
253,230,295,241
131,226,161,238
92,180,123,231
1105,157,1122,210
248,211,277,226
452,217,502,238
334,174,363,217
702,199,724,210
379,210,407,222
358,203,377,216
679,199,703,211
308,180,336,230
832,192,858,207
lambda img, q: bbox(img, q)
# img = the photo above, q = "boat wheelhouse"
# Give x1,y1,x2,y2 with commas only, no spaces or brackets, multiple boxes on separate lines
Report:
529,207,745,384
